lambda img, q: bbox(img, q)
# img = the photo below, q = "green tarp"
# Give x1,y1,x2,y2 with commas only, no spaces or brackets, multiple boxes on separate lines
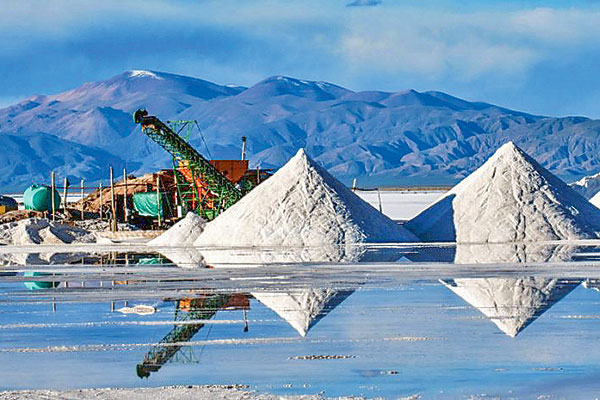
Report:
132,192,168,217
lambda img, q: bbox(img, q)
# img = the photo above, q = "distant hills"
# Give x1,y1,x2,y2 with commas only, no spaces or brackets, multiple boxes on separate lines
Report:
1,69,599,191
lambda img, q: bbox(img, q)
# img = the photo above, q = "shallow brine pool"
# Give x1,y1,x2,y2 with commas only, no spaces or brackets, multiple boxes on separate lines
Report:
1,243,600,399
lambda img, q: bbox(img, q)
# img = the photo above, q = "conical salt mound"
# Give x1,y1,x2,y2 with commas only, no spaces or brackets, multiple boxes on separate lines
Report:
148,213,207,268
149,212,206,247
406,142,600,243
589,191,600,209
252,289,353,336
195,149,418,248
442,277,579,337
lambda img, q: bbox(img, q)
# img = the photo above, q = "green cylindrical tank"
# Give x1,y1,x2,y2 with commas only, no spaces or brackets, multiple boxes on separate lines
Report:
23,184,61,212
23,271,59,291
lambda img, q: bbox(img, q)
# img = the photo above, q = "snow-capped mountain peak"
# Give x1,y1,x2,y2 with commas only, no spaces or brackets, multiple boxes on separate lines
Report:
128,70,164,80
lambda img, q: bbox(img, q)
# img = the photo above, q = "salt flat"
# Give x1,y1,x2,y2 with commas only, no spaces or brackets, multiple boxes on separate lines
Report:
355,190,443,220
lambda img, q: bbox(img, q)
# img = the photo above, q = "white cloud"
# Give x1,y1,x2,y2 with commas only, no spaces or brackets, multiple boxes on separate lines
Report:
338,7,600,82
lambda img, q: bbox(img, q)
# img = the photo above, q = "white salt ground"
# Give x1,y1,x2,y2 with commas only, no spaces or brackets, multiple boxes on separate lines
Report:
0,386,336,400
195,149,418,251
407,142,600,243
355,190,444,221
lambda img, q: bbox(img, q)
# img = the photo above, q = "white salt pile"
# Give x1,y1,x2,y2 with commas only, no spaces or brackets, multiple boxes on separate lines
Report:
148,212,207,268
570,172,600,200
195,149,418,251
252,289,353,336
442,277,580,337
589,191,600,209
0,218,95,246
407,142,600,243
148,212,206,247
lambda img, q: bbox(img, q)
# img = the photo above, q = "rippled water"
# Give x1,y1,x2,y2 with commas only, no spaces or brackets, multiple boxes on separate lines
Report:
2,243,600,399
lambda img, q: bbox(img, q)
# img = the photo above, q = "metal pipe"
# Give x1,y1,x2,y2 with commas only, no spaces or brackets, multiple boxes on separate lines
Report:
241,136,247,161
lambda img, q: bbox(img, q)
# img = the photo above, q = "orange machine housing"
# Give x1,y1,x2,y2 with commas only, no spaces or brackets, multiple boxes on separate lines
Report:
209,160,249,184
176,159,249,211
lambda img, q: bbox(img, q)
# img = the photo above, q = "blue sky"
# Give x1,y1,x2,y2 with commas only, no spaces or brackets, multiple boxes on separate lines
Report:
2,0,600,117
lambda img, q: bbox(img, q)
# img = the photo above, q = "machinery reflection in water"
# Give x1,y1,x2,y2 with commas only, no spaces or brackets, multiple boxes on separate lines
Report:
137,293,250,378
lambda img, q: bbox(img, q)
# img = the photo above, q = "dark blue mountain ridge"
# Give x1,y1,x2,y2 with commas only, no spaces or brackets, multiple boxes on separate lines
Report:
0,69,599,190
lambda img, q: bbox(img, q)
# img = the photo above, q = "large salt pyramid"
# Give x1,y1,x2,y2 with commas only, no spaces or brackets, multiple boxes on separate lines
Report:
195,149,418,248
407,142,600,243
442,277,580,337
252,289,353,336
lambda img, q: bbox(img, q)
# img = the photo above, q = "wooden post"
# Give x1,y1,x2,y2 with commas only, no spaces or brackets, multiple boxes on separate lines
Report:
99,183,103,220
256,167,260,184
173,170,181,218
110,166,117,232
123,168,128,222
50,171,56,221
80,179,85,220
62,177,68,214
377,188,383,213
352,178,357,192
156,175,162,228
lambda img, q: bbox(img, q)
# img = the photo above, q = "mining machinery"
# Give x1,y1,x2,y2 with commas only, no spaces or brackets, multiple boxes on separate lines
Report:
134,109,265,221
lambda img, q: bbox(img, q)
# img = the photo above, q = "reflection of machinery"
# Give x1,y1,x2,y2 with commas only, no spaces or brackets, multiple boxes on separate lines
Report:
133,109,270,221
136,293,250,378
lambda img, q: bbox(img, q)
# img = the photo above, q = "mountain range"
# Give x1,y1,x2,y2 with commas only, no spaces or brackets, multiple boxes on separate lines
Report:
1,69,599,191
